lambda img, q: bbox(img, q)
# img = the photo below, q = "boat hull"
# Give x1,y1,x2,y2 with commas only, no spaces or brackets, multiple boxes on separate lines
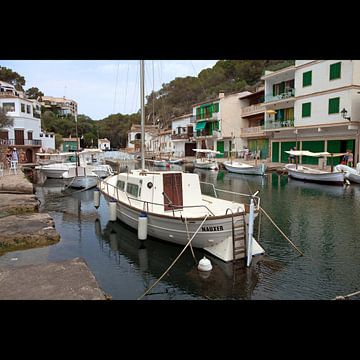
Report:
193,160,219,170
285,164,345,185
63,176,98,189
224,161,266,175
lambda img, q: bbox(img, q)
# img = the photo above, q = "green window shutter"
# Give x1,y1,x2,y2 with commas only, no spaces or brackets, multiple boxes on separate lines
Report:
279,82,285,94
330,62,341,80
303,71,312,87
273,84,276,96
328,97,340,114
302,102,311,117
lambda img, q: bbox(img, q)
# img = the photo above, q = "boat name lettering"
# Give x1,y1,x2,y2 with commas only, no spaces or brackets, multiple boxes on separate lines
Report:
201,225,224,232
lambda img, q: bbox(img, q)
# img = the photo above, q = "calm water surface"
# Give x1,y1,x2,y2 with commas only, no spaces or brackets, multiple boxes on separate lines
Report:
1,164,359,300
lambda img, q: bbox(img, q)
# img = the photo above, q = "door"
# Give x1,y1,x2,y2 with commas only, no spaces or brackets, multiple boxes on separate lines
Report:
216,140,224,158
163,173,183,211
26,149,33,163
185,142,196,156
15,130,24,145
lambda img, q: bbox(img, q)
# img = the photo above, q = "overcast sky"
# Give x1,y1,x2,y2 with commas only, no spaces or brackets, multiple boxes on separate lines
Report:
0,60,217,120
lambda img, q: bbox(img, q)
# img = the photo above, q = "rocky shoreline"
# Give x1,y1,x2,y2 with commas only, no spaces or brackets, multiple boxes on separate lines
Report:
0,169,107,300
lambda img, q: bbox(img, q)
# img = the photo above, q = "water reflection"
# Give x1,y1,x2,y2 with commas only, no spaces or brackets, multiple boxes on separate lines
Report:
96,218,280,299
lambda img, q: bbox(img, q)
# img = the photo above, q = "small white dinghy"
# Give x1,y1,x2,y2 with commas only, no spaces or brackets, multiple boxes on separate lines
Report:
335,163,360,184
224,161,266,175
193,149,220,170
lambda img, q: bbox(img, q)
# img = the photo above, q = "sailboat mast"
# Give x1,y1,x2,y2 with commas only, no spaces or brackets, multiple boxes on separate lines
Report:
140,60,145,170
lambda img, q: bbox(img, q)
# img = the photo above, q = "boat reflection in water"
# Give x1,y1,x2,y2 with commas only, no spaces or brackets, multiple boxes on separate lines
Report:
94,217,281,299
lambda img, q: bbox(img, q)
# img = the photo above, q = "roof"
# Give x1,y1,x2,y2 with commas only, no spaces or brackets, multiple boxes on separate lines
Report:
41,96,77,104
238,89,264,100
261,65,296,80
171,113,193,121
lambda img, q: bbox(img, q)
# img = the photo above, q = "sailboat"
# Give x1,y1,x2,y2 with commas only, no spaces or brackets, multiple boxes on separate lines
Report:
97,60,264,263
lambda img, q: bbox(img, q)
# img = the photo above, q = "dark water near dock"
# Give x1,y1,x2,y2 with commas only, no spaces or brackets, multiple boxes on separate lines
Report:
1,164,360,300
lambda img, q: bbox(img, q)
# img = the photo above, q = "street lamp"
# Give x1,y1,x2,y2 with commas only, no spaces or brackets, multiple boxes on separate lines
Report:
341,108,351,121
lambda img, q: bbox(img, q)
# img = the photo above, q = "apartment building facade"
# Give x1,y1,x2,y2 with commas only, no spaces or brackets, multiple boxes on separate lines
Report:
192,91,251,157
40,96,78,117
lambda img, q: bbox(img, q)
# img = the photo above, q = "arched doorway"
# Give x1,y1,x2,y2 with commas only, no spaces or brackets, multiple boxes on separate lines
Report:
26,148,33,163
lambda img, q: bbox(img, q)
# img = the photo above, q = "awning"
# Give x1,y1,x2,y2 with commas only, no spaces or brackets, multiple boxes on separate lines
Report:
195,121,207,130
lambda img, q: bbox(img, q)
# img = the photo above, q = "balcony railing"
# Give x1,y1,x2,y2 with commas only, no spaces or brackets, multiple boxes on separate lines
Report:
195,112,220,121
264,119,294,129
240,126,265,136
241,104,265,116
171,133,190,140
264,89,295,103
0,139,42,146
195,130,221,138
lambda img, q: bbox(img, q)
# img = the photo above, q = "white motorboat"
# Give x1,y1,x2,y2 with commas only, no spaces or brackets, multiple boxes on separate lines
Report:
224,161,267,175
193,149,220,170
97,61,264,264
168,158,184,165
153,159,169,168
335,163,360,184
62,166,99,189
285,150,345,185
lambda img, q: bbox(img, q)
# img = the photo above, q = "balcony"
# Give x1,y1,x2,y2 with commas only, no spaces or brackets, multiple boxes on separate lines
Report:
264,119,294,130
241,103,265,117
171,133,190,140
264,89,295,103
195,112,220,121
240,126,265,137
0,139,42,146
195,130,221,139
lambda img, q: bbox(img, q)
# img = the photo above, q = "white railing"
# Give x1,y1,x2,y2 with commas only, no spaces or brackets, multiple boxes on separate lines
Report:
240,126,265,135
241,104,265,116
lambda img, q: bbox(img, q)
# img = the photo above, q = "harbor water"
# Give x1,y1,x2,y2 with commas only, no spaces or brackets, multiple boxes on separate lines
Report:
1,164,360,300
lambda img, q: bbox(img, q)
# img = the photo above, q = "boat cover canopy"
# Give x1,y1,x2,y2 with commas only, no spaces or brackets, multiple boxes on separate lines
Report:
193,149,221,154
285,150,346,157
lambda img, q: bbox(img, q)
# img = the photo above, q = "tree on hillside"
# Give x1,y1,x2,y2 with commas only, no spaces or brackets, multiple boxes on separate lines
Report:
0,66,26,91
0,107,13,128
25,87,44,99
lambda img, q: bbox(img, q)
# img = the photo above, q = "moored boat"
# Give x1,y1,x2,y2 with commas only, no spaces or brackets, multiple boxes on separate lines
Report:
224,161,266,175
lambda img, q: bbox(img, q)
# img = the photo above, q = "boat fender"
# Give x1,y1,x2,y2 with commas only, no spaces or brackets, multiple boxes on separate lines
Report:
109,200,117,221
138,212,148,240
94,189,100,209
198,256,212,272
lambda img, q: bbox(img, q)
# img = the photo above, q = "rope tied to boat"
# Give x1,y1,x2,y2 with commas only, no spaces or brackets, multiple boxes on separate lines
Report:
137,213,209,300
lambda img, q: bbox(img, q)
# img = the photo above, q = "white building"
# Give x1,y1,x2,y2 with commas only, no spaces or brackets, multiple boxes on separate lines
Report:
127,124,159,154
39,130,56,151
0,81,43,162
171,113,196,157
263,61,360,165
192,91,251,158
98,138,111,150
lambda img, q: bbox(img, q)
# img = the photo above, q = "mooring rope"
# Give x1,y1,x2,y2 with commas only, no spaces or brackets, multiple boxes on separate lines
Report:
137,214,209,300
332,290,360,300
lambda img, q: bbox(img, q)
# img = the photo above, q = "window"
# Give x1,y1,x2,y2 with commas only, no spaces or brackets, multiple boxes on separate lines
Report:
303,71,312,87
27,131,33,140
328,97,340,114
2,102,15,112
116,180,125,191
330,62,341,80
21,103,26,112
26,105,31,114
214,102,219,112
126,183,139,197
39,133,43,137
302,102,311,117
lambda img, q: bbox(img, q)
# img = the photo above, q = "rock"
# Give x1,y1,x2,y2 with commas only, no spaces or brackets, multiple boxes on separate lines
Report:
0,193,39,216
0,213,60,254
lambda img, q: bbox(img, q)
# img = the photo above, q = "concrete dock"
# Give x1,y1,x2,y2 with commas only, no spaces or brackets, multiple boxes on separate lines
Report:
0,257,108,300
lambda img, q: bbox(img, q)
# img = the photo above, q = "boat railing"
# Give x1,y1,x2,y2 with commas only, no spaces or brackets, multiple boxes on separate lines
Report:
200,181,261,210
98,179,216,216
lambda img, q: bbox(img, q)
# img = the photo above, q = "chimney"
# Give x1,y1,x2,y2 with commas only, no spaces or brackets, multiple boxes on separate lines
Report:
219,92,225,99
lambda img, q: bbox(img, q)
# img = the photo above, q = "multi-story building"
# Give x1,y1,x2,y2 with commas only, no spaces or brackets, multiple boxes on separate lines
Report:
40,96,78,117
171,113,196,157
238,86,268,159
0,81,43,162
192,91,251,157
263,61,360,165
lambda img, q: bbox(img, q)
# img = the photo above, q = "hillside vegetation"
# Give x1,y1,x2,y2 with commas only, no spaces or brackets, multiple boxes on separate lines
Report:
1,60,294,148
